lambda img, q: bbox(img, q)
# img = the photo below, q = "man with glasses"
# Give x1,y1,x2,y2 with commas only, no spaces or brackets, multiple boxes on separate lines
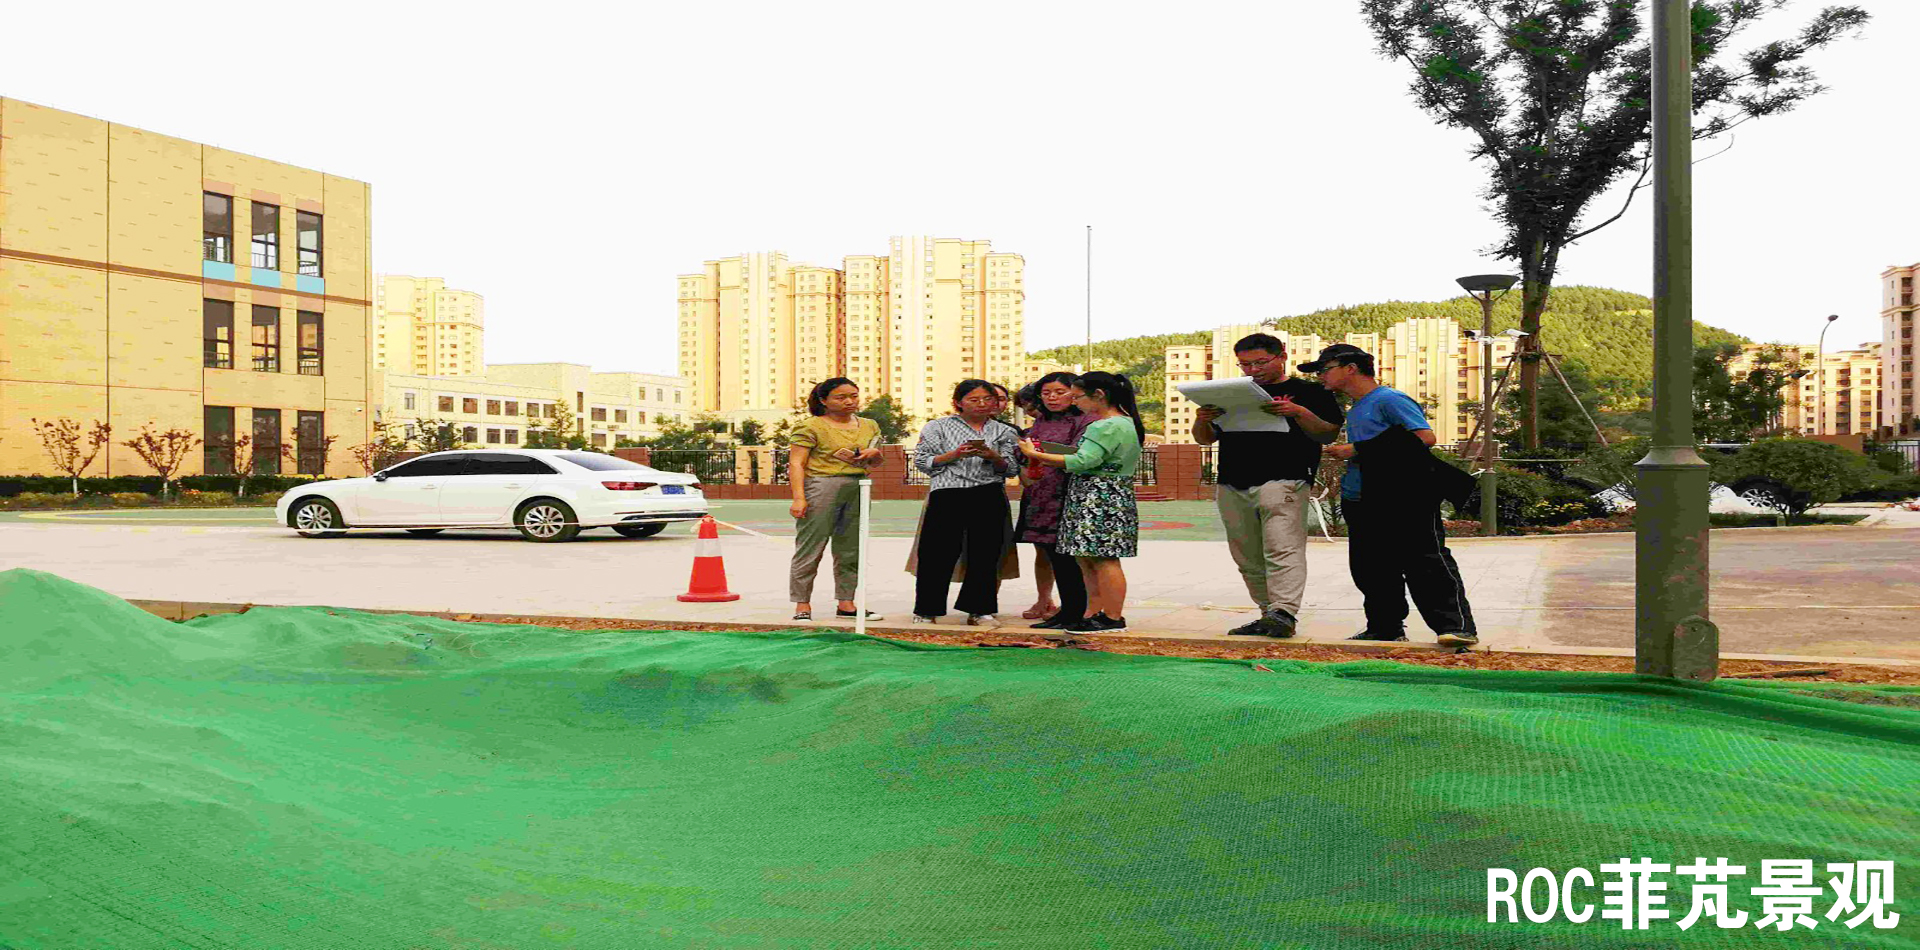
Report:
1301,344,1478,648
1192,333,1342,638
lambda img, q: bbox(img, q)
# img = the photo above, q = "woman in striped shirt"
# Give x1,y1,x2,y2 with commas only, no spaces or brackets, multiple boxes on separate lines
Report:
910,379,1022,625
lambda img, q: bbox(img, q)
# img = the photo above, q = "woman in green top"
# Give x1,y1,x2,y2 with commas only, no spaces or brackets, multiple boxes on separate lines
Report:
1019,372,1146,634
787,377,884,622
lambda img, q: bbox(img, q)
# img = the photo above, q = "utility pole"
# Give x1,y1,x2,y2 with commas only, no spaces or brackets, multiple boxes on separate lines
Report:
1635,0,1717,681
1457,274,1518,536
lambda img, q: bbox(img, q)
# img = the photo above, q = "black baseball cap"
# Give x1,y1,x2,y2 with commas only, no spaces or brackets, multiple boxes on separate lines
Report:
1297,343,1372,374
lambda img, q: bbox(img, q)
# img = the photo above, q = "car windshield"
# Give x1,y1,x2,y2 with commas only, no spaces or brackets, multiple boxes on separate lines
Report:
555,452,646,472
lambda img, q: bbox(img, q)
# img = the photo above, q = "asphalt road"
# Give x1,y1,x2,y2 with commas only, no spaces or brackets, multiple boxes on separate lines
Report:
2,506,1915,663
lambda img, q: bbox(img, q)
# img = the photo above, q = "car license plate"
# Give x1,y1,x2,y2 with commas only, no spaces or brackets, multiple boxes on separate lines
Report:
661,485,684,495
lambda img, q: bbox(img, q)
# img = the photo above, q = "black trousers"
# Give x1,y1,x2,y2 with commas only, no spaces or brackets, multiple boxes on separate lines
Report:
1035,541,1088,621
1343,497,1477,635
914,484,1011,617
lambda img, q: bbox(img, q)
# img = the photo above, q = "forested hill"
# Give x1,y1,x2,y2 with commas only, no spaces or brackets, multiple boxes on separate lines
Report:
1027,286,1750,428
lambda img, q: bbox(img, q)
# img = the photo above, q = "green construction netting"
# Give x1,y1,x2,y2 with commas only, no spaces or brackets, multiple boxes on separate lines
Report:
1,567,1915,949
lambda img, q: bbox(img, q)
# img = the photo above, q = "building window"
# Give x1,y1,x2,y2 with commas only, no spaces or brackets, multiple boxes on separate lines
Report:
614,410,628,423
203,194,233,263
250,202,280,270
592,432,608,447
297,411,325,475
505,401,518,416
505,429,520,445
404,392,416,410
486,428,501,444
297,311,323,375
675,391,682,403
203,300,235,369
253,409,283,476
463,398,479,414
438,396,455,413
203,406,235,475
251,305,281,373
462,426,479,444
487,400,501,415
591,407,607,422
547,404,558,419
296,211,324,276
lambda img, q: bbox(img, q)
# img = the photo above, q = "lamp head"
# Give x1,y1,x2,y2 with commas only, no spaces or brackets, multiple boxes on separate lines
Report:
1456,274,1520,293
1826,314,1840,322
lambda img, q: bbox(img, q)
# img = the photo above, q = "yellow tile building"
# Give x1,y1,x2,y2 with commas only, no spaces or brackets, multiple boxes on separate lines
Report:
374,275,483,376
0,97,371,479
677,236,1027,430
1882,263,1917,435
1728,343,1882,436
379,364,689,452
1162,319,1512,444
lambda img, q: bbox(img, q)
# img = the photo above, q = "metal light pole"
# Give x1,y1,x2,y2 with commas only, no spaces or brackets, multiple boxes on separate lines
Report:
1458,274,1518,536
1635,0,1717,681
1815,313,1840,434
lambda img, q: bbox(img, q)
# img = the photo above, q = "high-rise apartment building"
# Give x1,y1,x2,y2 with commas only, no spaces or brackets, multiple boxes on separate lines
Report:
373,275,484,376
678,237,1026,427
0,97,371,478
1162,318,1512,444
1882,263,1917,436
1728,343,1882,436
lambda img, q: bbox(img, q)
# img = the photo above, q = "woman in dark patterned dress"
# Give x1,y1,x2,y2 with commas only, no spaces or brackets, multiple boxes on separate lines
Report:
1019,372,1145,634
1015,373,1091,629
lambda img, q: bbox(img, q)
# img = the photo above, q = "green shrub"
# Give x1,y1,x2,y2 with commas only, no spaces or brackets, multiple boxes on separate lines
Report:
178,490,238,506
108,492,154,507
1712,438,1876,516
1458,464,1604,529
9,492,71,509
1837,473,1920,503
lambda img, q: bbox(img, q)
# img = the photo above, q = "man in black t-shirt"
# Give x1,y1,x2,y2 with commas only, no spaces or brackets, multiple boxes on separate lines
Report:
1192,333,1344,637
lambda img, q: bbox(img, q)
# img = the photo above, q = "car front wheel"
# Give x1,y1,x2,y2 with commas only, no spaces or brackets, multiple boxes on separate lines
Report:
516,499,580,542
291,498,347,538
613,523,668,539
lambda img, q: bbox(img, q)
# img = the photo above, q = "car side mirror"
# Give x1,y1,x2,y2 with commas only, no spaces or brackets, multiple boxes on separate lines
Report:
373,473,389,482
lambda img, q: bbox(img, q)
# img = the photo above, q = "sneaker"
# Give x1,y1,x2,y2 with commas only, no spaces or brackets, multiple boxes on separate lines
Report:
1064,613,1111,633
1346,630,1409,642
966,613,999,627
836,609,885,621
1030,613,1073,630
1436,631,1480,648
911,615,938,625
1101,615,1129,633
1264,610,1298,638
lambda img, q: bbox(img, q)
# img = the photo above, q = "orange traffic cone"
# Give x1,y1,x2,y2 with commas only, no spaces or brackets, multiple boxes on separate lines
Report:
677,515,740,603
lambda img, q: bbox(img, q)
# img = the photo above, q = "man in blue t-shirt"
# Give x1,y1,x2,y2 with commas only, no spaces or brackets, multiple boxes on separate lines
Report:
1300,344,1479,648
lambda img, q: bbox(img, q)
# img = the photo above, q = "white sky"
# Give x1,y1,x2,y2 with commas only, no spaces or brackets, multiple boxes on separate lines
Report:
4,1,1909,375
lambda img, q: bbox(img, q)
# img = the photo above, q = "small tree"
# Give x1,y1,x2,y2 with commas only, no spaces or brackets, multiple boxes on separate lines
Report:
226,434,260,498
280,428,339,480
1715,437,1874,517
32,417,111,497
1363,0,1869,447
1693,344,1795,442
122,424,201,499
859,394,915,444
412,418,464,453
736,419,767,446
350,421,412,475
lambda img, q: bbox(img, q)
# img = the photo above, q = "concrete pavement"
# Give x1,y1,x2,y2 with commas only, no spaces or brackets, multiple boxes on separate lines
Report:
2,510,1915,662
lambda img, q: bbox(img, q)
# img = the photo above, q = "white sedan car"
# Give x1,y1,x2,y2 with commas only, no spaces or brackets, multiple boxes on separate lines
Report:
275,449,707,542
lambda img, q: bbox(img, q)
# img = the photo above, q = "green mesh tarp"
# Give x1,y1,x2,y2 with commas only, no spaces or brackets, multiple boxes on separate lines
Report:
1,568,1915,949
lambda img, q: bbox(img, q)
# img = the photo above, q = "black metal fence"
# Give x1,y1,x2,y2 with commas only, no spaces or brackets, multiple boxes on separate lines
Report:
646,449,736,485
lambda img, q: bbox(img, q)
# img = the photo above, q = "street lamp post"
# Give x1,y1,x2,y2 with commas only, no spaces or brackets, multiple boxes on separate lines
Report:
1815,313,1840,435
1635,0,1717,681
1458,274,1518,536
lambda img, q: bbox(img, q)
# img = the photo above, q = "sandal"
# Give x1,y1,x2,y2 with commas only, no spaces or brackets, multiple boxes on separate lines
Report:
792,608,812,621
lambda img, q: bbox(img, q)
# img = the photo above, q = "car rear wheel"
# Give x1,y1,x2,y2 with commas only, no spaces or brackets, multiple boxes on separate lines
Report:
515,499,580,543
612,523,667,539
291,497,347,538
406,529,444,537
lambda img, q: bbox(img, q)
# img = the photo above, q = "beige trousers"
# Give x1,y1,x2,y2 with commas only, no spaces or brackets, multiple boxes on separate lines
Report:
1216,479,1310,618
790,476,862,603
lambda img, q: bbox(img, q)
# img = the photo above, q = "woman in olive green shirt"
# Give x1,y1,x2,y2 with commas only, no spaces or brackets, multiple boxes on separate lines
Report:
787,377,884,622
